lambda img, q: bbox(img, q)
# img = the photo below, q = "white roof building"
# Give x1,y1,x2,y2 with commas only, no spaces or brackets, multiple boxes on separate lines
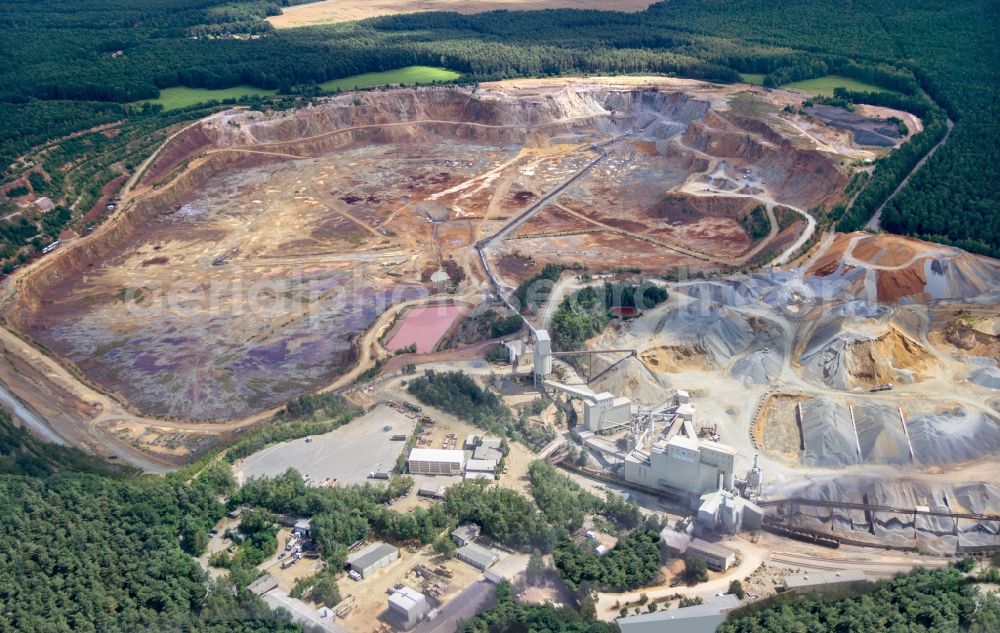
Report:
783,569,869,594
408,448,466,475
387,586,429,628
465,458,498,473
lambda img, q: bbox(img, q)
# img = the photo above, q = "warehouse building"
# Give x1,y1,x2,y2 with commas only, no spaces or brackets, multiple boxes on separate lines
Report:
464,472,493,481
686,539,737,571
616,593,740,633
346,542,399,579
417,482,449,499
782,569,869,595
472,437,503,462
465,458,499,473
407,448,465,475
451,523,481,547
456,542,498,571
387,586,429,629
292,518,312,538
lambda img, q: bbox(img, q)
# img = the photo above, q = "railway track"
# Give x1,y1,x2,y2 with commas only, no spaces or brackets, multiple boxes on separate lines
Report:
760,497,1000,522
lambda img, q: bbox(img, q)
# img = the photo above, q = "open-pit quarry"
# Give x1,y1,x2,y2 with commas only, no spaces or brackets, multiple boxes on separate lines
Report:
0,76,952,490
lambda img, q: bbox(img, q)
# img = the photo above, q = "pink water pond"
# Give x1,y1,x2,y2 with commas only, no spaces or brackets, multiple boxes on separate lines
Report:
386,304,465,353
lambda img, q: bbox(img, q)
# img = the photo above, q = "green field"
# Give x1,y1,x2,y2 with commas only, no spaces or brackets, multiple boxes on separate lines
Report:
739,73,766,86
318,66,461,92
781,74,900,96
137,85,277,111
136,66,461,111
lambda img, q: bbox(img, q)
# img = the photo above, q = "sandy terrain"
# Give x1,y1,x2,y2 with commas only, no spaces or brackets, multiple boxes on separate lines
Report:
268,0,656,29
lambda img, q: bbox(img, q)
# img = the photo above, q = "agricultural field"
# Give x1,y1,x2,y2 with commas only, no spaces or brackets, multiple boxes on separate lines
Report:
739,73,766,86
317,66,461,92
134,68,460,112
267,0,657,28
782,75,901,96
137,85,277,111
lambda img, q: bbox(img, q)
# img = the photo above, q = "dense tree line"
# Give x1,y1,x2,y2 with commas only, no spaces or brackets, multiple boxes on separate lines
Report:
528,461,641,532
513,263,567,314
644,0,999,254
719,566,998,632
529,460,604,531
740,205,770,240
551,282,667,350
406,369,517,434
0,406,300,632
3,0,996,253
444,480,558,552
836,106,949,233
232,467,451,570
280,392,357,421
553,530,662,593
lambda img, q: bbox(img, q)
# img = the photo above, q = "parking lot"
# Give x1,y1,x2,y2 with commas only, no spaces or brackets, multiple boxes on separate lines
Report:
234,404,416,485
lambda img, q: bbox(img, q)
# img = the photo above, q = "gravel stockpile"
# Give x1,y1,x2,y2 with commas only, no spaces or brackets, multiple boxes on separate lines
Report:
908,408,1000,466
970,366,1000,390
771,477,1000,554
799,397,861,466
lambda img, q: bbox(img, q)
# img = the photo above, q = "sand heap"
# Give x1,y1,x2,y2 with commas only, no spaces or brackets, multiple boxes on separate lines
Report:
590,355,671,406
800,316,938,390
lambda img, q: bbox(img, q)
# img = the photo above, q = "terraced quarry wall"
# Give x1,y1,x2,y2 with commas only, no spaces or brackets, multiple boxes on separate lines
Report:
4,80,879,420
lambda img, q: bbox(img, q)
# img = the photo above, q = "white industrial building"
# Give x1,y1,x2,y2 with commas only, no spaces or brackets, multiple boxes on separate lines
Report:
346,542,399,578
624,434,736,498
696,489,764,535
387,586,429,629
583,392,632,432
407,448,465,475
533,329,552,385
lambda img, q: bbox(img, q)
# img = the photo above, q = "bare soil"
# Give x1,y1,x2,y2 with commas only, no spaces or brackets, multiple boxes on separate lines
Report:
757,393,807,459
